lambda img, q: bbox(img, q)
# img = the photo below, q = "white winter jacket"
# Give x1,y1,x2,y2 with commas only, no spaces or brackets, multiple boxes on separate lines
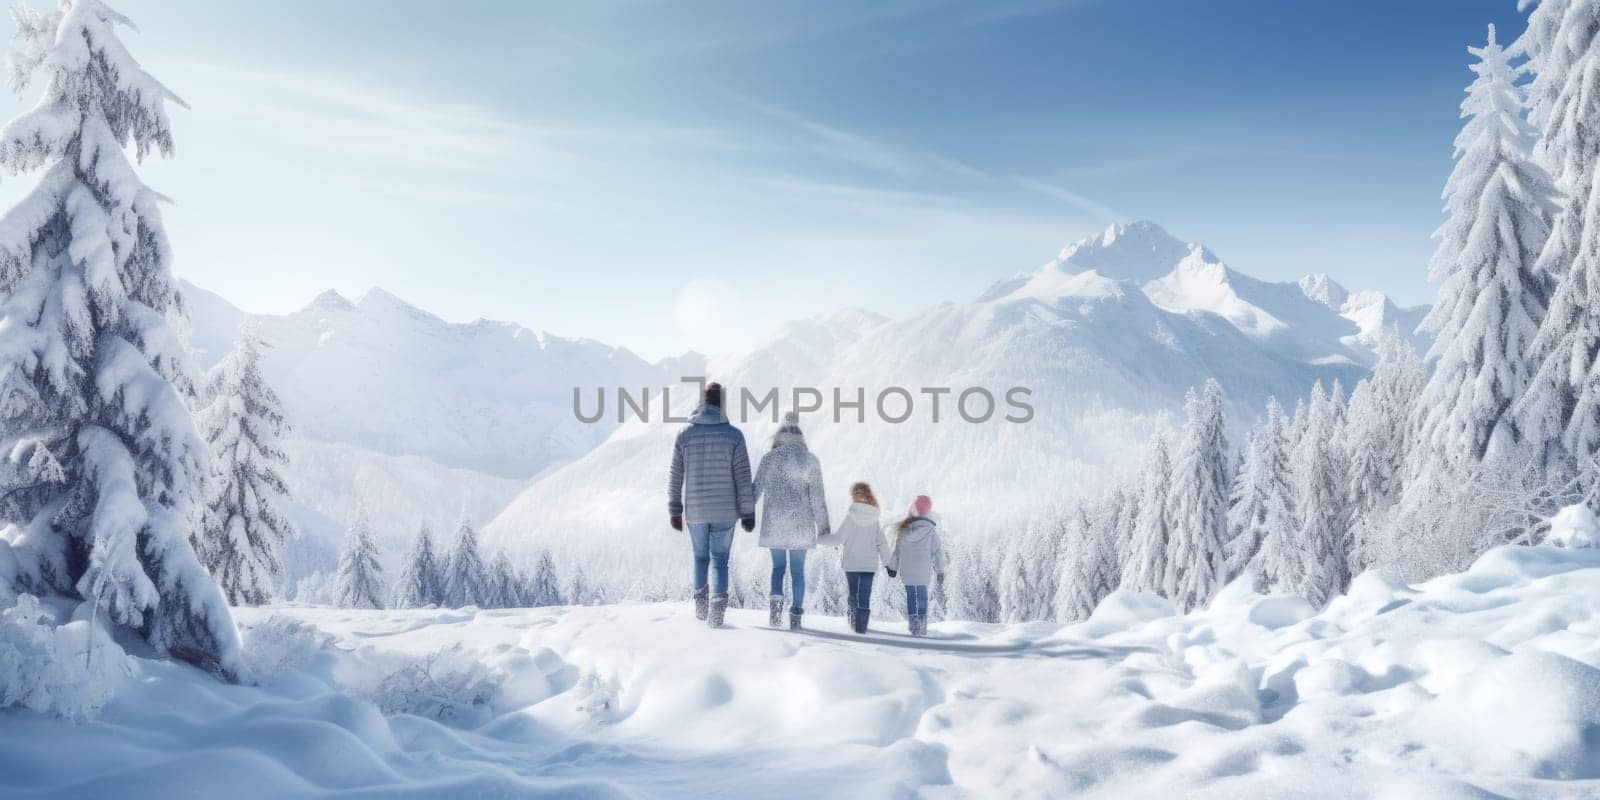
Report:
886,516,946,586
820,502,889,573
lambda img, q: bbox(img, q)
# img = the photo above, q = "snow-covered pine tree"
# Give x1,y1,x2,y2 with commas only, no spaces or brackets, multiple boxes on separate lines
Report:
1054,503,1117,622
333,513,384,609
1516,0,1586,168
194,331,294,606
1347,331,1427,572
999,512,1058,622
0,0,242,676
1228,398,1292,588
443,516,488,608
1419,25,1558,471
1124,436,1174,597
1114,478,1140,578
524,549,561,607
566,563,590,607
487,552,520,609
1516,1,1600,470
1092,487,1126,592
393,523,443,608
1226,398,1295,585
1165,381,1229,612
1288,383,1350,608
812,552,849,617
948,541,1001,623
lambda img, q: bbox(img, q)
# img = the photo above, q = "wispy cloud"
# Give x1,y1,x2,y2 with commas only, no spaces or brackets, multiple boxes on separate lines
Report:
743,100,989,180
1012,176,1121,222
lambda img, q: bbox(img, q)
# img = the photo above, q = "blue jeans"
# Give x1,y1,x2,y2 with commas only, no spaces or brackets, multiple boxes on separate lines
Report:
846,571,875,611
905,584,929,617
769,548,807,610
689,522,735,595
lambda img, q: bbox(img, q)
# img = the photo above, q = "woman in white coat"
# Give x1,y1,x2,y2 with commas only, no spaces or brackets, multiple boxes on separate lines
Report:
752,412,829,629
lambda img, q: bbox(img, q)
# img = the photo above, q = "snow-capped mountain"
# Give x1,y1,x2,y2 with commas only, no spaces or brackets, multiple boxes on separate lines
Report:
483,222,1414,597
185,221,1425,591
181,282,684,581
988,221,1428,365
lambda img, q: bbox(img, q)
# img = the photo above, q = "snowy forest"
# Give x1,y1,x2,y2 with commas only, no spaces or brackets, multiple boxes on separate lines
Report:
9,1,1600,798
5,0,1600,656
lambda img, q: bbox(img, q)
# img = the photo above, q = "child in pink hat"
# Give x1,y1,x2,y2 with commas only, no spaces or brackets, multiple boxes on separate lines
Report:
885,494,945,637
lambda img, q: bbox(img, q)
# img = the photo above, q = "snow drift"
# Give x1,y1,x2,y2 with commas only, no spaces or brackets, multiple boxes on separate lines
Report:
4,543,1599,797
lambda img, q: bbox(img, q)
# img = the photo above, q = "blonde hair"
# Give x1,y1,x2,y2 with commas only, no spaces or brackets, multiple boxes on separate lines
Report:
850,482,878,507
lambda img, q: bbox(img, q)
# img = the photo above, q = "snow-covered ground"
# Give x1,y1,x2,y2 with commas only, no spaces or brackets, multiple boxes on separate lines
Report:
8,545,1600,798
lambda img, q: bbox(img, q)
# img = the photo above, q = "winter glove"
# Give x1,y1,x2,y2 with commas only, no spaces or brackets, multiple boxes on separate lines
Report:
885,568,897,578
741,516,756,532
670,515,683,532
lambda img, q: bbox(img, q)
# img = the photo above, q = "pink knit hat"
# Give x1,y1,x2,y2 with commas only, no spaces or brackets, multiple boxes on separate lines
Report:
910,495,933,516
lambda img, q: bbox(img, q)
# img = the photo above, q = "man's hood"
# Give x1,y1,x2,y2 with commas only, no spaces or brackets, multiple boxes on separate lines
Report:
690,403,727,425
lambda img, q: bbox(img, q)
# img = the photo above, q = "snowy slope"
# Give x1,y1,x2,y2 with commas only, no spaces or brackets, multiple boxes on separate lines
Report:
7,544,1600,798
994,222,1428,367
486,224,1382,596
181,282,682,580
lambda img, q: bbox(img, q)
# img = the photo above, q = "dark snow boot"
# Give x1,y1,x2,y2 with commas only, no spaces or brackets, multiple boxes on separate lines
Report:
708,593,728,629
846,607,857,631
909,614,927,637
693,588,709,621
852,609,870,635
789,608,803,630
768,594,784,628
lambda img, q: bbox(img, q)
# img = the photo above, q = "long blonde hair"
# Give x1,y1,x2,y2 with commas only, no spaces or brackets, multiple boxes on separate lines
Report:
850,481,878,507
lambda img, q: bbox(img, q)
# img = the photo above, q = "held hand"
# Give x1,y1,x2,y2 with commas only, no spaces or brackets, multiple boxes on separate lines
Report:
670,515,683,532
885,568,897,578
741,516,756,532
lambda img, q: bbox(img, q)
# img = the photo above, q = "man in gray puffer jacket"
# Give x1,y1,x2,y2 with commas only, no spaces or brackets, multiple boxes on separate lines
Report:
668,382,755,628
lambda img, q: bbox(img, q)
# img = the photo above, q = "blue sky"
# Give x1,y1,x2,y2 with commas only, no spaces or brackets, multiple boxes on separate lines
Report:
0,0,1525,359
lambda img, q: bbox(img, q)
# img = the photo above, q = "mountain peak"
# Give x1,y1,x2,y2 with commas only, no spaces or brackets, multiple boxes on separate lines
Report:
308,289,354,310
1052,220,1191,284
1298,273,1349,310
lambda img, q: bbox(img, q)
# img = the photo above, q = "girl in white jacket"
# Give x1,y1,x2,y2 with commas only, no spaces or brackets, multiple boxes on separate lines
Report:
822,482,889,634
886,494,945,637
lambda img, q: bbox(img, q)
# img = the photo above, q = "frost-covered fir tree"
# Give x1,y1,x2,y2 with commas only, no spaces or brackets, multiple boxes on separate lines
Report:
524,549,561,607
1226,398,1295,586
443,516,488,608
1419,25,1558,470
1347,332,1427,572
393,524,443,608
0,0,241,676
948,542,1001,623
1053,504,1116,622
1165,381,1229,612
1516,0,1586,168
333,514,384,609
1516,0,1600,469
1287,383,1350,607
813,554,849,617
999,510,1059,622
1124,436,1174,597
566,564,590,607
194,332,294,606
486,552,520,609
1092,487,1126,592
